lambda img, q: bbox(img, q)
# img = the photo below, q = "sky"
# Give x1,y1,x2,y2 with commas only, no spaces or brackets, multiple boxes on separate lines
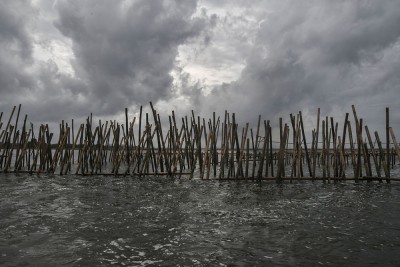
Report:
1,0,400,137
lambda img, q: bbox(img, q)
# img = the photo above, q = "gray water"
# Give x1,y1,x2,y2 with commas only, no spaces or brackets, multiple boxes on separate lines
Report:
1,173,400,266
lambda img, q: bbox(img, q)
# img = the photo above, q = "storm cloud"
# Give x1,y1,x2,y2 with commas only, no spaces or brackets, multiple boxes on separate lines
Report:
195,0,400,131
0,1,35,105
0,0,207,122
0,0,400,134
54,0,206,114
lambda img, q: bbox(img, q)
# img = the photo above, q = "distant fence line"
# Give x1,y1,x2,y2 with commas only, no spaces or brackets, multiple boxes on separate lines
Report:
0,103,399,182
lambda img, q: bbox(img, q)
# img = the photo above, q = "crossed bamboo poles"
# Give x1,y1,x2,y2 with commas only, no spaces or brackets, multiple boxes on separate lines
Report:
0,103,399,182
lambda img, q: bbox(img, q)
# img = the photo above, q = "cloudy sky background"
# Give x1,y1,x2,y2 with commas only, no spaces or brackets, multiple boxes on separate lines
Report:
1,0,400,137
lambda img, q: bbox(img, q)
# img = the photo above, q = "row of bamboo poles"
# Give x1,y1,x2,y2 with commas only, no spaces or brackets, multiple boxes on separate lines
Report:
0,104,399,182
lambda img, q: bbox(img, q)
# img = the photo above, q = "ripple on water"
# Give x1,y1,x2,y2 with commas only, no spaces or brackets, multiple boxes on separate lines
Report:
1,174,400,266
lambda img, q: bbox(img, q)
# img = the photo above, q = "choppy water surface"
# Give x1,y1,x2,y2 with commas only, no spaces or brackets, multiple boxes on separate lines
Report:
1,174,400,266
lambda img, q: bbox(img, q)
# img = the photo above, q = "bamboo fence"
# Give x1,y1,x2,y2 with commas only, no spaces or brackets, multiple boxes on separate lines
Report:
0,103,399,182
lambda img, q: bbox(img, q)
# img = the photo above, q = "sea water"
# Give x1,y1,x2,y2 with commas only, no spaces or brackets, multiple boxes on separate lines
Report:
1,169,400,266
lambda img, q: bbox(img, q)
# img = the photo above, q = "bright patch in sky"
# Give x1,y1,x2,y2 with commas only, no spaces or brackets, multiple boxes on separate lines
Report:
33,38,74,75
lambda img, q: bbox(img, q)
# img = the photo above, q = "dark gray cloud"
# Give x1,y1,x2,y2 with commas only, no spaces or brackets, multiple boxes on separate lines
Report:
0,1,36,107
0,0,207,123
0,0,93,123
194,0,400,132
0,1,33,61
54,0,205,115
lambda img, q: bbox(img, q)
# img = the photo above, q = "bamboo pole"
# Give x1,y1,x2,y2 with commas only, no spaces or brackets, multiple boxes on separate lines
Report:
326,117,331,181
65,124,84,174
257,121,269,180
389,127,400,167
375,131,389,179
322,120,326,181
331,118,338,178
236,123,248,179
15,129,31,172
340,113,349,178
337,136,346,180
365,126,380,179
245,138,249,179
251,115,261,178
277,124,289,182
386,107,390,182
312,108,320,180
299,111,312,177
